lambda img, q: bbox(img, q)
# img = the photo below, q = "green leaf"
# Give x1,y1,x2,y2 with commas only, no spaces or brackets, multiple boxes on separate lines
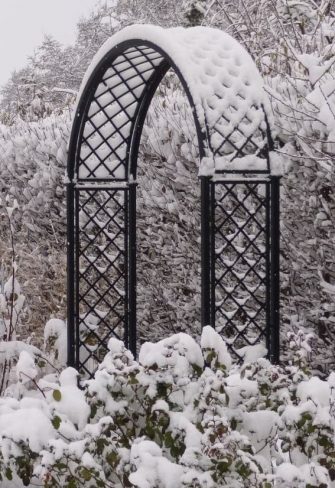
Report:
319,435,332,448
158,416,170,429
157,382,168,397
129,373,139,384
81,468,92,481
66,479,77,488
297,412,312,428
97,437,108,455
90,403,97,419
236,461,252,479
52,415,61,430
5,468,12,481
191,363,203,377
146,421,156,439
216,460,230,474
164,431,174,448
259,383,270,396
205,350,216,365
106,451,119,467
53,389,62,402
171,441,185,459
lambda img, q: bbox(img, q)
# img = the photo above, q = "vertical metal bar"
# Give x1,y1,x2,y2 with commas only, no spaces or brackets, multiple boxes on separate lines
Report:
74,188,81,370
128,181,137,357
265,182,271,356
201,176,211,327
210,181,216,327
124,188,129,349
270,176,280,363
67,182,75,367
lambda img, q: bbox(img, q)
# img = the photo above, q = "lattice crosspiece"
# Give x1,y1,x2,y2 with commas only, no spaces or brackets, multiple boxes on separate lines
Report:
67,24,279,375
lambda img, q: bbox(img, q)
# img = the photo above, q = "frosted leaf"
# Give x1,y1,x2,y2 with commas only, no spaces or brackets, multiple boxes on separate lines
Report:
51,368,90,430
201,326,232,371
139,332,204,371
4,276,21,300
16,350,38,384
237,343,268,363
0,408,55,453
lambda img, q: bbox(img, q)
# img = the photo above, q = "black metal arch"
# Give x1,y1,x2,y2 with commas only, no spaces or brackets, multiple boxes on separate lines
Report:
67,26,279,375
67,40,207,182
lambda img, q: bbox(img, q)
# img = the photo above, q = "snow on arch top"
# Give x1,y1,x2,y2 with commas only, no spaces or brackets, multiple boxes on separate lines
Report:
74,24,273,180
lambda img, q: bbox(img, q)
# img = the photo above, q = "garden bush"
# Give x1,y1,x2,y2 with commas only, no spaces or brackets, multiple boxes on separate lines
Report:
0,325,333,487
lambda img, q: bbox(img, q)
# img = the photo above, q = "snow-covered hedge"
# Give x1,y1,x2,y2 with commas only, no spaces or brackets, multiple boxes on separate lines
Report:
0,114,68,237
1,0,335,371
0,115,69,336
0,326,334,487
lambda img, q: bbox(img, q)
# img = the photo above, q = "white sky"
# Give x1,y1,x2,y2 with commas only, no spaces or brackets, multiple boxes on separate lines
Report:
0,0,99,88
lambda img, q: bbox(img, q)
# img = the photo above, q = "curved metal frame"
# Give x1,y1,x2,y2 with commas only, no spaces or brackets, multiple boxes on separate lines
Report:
67,34,280,375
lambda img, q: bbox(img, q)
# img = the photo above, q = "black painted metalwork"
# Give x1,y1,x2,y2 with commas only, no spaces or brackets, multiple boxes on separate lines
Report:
270,176,280,363
67,31,280,376
211,176,280,362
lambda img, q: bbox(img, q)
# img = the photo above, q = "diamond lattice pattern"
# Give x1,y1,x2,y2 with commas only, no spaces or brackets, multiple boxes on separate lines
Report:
77,188,126,376
78,46,164,181
212,106,267,159
214,182,269,361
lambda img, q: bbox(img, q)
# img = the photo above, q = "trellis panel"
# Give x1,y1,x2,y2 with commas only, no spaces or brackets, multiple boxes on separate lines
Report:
212,178,276,362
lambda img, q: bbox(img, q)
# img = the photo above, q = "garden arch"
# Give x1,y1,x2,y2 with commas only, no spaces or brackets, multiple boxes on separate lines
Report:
67,25,280,376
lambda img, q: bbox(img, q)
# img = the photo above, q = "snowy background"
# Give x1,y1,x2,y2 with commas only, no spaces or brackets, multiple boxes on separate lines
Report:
0,0,334,486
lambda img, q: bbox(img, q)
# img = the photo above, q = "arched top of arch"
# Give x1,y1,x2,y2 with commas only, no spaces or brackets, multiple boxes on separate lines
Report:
68,24,275,182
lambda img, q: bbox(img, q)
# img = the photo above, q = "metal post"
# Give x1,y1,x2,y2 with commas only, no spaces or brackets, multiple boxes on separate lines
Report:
265,181,271,356
201,176,212,327
124,188,129,350
210,181,216,327
67,181,75,367
270,176,280,363
128,181,137,357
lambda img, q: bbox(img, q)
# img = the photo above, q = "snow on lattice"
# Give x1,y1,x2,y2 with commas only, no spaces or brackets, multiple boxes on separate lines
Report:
74,24,273,180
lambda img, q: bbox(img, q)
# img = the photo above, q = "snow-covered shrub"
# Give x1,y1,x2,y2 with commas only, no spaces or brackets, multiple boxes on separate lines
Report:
0,327,333,487
0,0,334,378
0,115,69,337
0,0,334,374
0,114,68,236
0,198,36,395
0,261,66,398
